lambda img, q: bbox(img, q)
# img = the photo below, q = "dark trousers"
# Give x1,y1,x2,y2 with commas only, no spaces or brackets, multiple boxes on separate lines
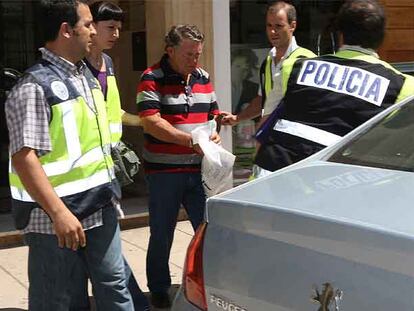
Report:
146,172,206,293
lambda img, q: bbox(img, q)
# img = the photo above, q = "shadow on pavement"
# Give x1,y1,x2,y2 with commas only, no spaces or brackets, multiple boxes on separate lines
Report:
88,285,180,311
0,286,181,311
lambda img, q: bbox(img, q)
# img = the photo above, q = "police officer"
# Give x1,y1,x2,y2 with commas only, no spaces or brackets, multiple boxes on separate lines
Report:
79,2,150,310
221,0,315,178
254,0,414,172
5,1,134,309
221,0,315,127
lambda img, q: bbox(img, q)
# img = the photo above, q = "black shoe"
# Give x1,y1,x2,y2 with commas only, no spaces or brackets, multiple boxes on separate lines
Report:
151,292,171,309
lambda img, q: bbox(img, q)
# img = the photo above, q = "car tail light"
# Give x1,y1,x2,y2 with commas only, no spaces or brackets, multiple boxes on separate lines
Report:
183,221,208,310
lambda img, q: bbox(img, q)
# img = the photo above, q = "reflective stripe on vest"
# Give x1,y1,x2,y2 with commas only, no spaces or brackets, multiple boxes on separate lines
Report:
274,119,342,147
10,169,112,202
103,54,123,144
264,55,273,99
41,146,106,177
110,122,123,134
9,63,114,202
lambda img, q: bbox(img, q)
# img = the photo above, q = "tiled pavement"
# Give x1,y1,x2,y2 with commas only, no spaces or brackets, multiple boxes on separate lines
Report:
0,220,193,311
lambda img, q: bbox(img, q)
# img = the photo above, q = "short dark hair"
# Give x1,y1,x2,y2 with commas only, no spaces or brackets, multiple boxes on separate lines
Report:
165,24,205,48
267,1,297,24
336,0,385,49
39,0,87,43
89,1,124,23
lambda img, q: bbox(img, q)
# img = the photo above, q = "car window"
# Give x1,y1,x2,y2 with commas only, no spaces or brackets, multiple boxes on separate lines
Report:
328,99,414,172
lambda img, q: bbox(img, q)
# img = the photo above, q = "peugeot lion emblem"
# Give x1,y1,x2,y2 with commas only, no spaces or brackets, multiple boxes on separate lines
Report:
311,283,343,311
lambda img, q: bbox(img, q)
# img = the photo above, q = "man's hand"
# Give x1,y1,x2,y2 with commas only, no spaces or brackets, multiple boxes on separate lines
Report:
192,132,221,155
192,144,203,155
220,111,239,126
221,96,263,126
210,132,221,144
52,209,86,251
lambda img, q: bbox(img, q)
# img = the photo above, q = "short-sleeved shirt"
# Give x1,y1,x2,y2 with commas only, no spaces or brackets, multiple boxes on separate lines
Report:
5,47,107,234
137,54,220,173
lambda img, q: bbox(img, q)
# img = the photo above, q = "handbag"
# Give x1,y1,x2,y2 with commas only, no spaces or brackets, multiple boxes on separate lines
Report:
111,141,140,187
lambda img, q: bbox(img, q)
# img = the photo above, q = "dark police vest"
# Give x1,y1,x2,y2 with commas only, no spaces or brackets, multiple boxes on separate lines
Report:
9,60,117,230
255,49,412,172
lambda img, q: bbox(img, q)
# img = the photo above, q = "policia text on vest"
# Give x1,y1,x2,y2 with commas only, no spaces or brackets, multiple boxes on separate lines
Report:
298,60,389,106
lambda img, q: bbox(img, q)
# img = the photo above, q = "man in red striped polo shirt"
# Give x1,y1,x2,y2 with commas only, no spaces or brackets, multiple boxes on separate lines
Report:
136,24,220,308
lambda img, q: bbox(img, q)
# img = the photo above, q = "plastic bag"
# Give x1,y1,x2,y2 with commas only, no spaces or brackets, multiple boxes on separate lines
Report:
192,120,236,197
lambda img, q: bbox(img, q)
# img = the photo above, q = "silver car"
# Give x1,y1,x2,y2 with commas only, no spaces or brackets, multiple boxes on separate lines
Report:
172,95,414,311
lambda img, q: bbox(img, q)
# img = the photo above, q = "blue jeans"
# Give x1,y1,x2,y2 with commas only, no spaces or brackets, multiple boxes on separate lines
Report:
146,172,206,293
25,206,134,311
71,257,150,311
124,260,150,310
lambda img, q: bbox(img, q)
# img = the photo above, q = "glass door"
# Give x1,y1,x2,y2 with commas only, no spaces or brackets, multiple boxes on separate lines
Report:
0,0,39,212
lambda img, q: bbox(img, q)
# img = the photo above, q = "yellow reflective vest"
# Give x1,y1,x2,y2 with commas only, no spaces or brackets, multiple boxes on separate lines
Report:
9,60,116,229
103,53,122,146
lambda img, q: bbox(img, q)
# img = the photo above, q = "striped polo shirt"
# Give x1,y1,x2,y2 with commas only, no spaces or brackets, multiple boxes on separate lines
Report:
137,54,220,173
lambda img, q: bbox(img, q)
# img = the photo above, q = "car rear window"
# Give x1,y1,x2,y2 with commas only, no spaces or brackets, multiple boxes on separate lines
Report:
328,99,414,172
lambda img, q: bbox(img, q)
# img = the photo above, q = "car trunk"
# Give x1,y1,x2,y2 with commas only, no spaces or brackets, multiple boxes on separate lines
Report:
202,162,414,310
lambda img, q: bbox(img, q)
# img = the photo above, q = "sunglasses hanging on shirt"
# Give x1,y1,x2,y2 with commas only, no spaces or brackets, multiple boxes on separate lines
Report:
184,84,194,108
